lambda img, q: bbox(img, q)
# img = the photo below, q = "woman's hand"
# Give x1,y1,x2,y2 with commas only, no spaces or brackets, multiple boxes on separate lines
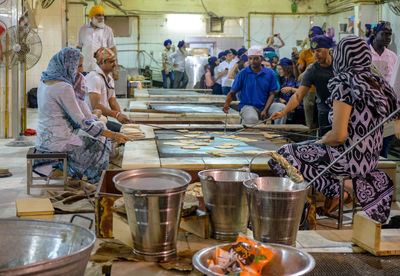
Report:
281,87,293,93
113,132,133,144
92,109,102,119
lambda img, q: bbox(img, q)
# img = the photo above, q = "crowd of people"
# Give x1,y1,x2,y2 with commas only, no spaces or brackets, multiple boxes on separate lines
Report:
31,4,400,224
163,22,400,222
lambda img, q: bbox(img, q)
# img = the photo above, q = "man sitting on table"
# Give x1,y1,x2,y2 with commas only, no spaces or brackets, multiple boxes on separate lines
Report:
223,46,286,125
85,47,131,132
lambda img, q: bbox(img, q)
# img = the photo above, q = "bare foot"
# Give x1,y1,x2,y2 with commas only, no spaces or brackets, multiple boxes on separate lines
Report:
317,192,350,216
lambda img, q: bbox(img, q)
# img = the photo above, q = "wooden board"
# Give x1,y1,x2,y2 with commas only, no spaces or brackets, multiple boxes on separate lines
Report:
180,213,210,239
352,213,400,256
16,198,54,216
113,212,133,248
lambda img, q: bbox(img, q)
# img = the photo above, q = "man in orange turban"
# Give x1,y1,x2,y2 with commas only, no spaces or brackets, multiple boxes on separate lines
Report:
77,5,118,79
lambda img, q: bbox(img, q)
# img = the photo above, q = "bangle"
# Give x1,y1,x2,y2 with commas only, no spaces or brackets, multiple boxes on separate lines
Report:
116,112,121,119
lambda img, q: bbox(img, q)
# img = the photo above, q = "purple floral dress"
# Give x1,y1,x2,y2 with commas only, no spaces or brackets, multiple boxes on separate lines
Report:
269,36,400,223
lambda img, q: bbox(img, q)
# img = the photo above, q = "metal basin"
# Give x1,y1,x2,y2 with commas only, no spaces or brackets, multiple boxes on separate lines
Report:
193,243,315,276
0,218,95,276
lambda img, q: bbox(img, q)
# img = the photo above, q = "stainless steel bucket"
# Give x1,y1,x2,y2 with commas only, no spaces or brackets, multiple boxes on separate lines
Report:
198,169,259,241
243,177,309,246
0,218,95,276
113,167,191,261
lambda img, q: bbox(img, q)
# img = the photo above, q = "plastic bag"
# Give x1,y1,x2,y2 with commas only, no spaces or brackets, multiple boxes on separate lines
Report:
207,235,275,275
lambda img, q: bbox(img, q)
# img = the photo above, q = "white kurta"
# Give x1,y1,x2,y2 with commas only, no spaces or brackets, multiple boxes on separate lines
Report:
78,23,115,72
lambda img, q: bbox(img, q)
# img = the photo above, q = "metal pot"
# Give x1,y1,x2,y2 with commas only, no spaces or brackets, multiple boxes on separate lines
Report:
0,218,95,276
192,243,315,276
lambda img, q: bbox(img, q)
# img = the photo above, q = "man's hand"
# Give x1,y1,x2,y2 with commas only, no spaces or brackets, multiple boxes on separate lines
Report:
92,109,102,119
281,87,293,93
260,109,268,120
291,52,299,63
223,68,229,75
117,113,132,124
174,64,178,68
165,70,169,75
113,132,133,144
112,70,119,81
223,104,230,113
277,33,281,38
270,111,285,120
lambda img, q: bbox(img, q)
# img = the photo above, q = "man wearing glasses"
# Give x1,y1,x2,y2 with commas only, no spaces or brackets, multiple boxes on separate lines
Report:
77,5,118,80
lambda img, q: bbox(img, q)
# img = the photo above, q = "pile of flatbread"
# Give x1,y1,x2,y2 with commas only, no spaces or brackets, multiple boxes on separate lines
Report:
121,124,145,139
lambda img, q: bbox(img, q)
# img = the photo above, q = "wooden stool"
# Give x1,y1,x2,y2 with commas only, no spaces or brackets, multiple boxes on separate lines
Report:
311,176,362,229
26,147,68,195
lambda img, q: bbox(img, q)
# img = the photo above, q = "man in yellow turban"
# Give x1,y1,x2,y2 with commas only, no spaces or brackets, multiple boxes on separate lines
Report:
77,5,118,79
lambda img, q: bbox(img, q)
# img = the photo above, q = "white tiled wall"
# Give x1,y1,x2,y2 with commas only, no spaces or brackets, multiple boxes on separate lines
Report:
26,1,64,93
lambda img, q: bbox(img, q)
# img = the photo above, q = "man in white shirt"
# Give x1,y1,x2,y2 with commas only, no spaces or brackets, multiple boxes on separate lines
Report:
369,21,398,158
218,50,236,95
169,40,191,89
77,5,118,79
85,47,131,132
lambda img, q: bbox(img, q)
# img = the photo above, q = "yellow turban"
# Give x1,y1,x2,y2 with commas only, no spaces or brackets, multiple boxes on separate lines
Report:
89,5,104,19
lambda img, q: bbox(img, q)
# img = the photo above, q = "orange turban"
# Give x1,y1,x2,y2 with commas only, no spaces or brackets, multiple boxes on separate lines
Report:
89,5,104,19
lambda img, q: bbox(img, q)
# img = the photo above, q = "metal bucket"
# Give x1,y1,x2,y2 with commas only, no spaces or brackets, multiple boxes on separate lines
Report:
198,169,259,241
0,218,95,276
243,177,309,246
113,167,191,261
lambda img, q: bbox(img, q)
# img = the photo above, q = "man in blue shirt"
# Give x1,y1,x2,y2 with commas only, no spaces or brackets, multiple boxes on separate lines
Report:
223,46,286,125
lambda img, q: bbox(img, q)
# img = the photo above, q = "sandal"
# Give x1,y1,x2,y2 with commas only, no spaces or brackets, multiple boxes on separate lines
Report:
316,190,352,216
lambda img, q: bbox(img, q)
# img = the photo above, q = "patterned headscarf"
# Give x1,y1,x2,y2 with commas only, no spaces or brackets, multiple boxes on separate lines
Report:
41,47,81,86
94,47,116,64
73,73,87,101
327,36,396,118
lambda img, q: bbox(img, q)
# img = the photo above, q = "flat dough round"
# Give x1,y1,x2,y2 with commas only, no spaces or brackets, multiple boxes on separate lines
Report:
222,142,240,146
195,142,210,146
179,140,196,144
190,131,205,134
181,145,200,149
210,131,224,135
176,129,189,133
207,151,227,157
197,135,211,139
220,135,236,139
164,142,186,146
215,145,234,149
243,150,267,155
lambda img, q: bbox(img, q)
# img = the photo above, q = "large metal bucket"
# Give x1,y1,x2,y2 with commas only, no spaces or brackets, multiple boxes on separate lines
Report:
113,168,191,261
0,218,95,276
243,177,309,246
198,169,259,241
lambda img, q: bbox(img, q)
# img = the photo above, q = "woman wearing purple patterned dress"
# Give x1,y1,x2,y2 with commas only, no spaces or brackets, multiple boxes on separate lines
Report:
270,36,400,223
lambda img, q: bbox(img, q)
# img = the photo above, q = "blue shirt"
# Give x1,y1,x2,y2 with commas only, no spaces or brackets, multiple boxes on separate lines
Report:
232,65,278,111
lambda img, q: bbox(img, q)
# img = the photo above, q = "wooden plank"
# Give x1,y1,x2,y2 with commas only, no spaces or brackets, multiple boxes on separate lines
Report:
16,198,54,216
113,212,133,248
352,213,380,252
180,214,210,239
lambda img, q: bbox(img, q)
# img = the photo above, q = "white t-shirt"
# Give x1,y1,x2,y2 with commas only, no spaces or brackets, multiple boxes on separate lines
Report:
218,59,236,87
78,23,115,72
85,64,116,110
